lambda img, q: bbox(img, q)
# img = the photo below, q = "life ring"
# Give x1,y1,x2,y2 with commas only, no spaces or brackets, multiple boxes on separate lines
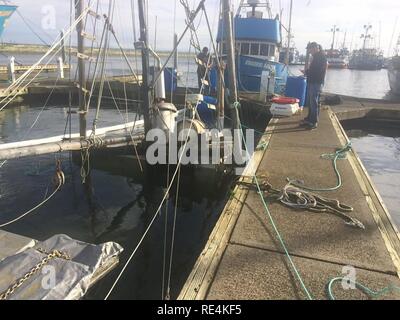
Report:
271,97,300,104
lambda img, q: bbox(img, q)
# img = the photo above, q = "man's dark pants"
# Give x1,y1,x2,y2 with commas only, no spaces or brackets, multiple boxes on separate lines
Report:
305,83,323,126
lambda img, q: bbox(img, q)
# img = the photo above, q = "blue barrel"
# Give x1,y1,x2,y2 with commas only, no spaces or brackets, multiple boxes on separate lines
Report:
164,67,178,92
203,95,218,105
197,101,215,127
209,66,218,92
285,76,307,107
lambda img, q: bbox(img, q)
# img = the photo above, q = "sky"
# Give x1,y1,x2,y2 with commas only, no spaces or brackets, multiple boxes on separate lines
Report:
1,0,400,56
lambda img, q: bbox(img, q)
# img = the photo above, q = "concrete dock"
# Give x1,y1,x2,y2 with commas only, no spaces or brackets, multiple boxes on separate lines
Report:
179,105,400,300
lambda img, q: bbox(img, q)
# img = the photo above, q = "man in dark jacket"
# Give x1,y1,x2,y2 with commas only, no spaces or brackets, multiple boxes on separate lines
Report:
301,42,327,129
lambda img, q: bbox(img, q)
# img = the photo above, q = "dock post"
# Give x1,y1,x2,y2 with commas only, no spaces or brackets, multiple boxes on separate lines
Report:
58,57,65,79
8,56,16,83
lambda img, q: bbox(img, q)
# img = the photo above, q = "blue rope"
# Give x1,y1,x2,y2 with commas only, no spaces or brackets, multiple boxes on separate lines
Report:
327,277,400,300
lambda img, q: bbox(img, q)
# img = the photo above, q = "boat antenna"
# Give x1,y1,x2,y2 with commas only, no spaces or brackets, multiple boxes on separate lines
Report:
330,25,339,50
361,24,372,50
284,0,293,65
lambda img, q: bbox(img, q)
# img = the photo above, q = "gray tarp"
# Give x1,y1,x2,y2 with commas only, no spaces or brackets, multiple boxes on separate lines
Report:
0,234,123,300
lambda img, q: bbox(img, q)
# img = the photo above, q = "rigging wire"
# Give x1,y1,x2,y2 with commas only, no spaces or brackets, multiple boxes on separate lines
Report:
0,163,65,228
13,9,52,46
104,21,214,300
0,8,90,111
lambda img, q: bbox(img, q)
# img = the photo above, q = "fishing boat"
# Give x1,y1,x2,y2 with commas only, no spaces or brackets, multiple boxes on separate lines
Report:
325,49,349,69
348,25,384,70
0,2,17,37
349,48,384,70
387,35,400,95
388,56,400,95
217,0,288,99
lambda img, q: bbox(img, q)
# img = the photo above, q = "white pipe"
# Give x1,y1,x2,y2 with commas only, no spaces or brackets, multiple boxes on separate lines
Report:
0,120,144,151
149,47,166,100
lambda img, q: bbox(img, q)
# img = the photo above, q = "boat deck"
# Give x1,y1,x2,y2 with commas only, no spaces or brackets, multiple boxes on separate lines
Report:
179,106,400,300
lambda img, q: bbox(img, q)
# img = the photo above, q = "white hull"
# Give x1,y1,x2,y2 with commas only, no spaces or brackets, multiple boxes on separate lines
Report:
388,67,400,95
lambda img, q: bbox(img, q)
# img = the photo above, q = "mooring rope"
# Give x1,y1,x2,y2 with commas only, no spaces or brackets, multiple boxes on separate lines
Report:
235,102,314,300
289,143,353,192
327,277,400,300
260,179,365,230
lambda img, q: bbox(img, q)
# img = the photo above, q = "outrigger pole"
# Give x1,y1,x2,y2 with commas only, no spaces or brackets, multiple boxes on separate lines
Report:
137,0,151,135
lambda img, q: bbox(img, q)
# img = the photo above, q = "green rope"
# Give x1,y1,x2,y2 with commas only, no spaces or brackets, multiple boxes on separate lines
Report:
327,277,400,300
235,103,314,300
291,143,353,192
231,106,396,300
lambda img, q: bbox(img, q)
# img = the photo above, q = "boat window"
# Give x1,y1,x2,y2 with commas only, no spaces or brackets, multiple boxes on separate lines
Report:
251,43,259,55
241,43,250,55
269,45,275,56
260,44,269,56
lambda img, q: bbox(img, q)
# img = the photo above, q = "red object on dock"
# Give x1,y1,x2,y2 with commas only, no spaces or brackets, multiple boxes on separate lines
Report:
271,97,300,104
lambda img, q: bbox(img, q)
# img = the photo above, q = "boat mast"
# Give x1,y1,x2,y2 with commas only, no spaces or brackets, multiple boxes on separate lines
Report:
331,25,339,50
342,30,347,50
137,0,151,135
75,0,87,139
284,0,293,65
222,0,241,149
361,24,372,51
222,0,238,105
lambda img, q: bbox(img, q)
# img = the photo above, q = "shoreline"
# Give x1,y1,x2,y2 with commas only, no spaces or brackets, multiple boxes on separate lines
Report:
0,43,195,58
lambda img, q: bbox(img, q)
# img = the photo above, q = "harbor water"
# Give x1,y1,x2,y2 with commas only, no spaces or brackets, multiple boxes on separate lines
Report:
344,120,400,228
0,101,259,299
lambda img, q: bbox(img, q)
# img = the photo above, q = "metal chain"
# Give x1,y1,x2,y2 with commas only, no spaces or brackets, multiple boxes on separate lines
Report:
0,249,70,300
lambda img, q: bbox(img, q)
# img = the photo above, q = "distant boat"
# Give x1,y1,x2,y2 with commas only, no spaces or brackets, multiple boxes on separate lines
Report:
349,48,384,70
388,56,400,95
325,48,349,69
348,25,384,70
0,3,17,38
